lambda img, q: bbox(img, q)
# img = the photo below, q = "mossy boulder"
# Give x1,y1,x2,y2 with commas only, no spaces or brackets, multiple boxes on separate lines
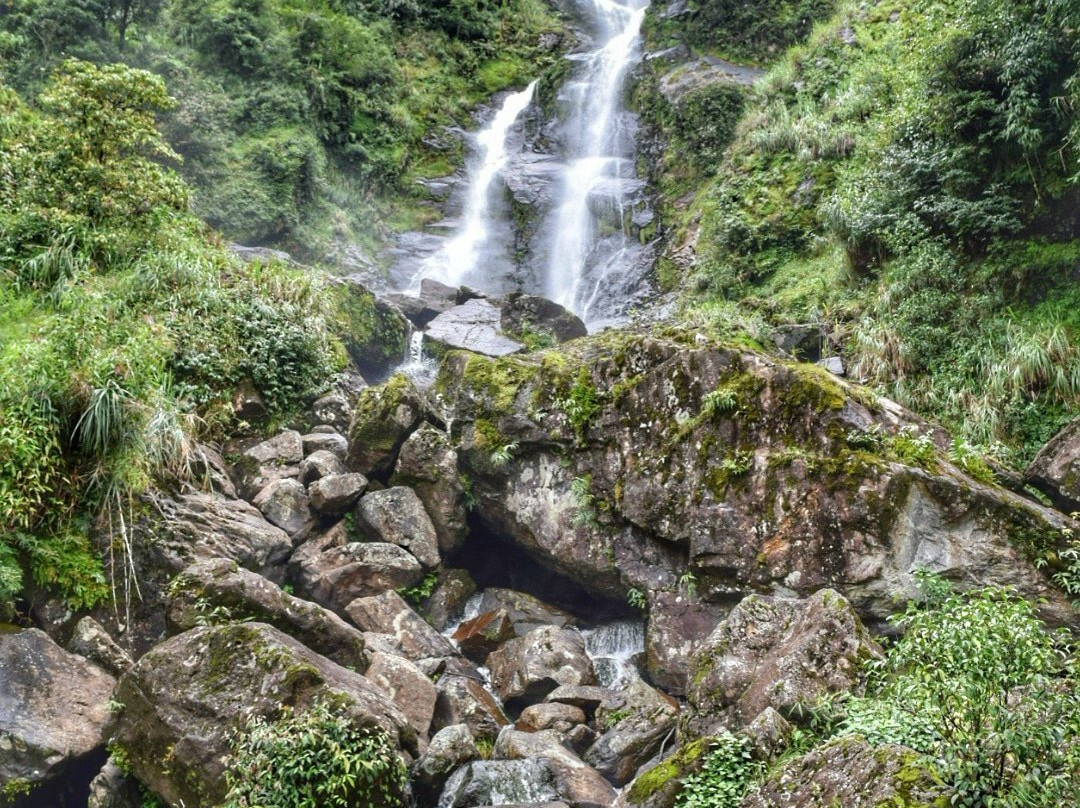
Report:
739,735,949,808
346,374,425,479
620,737,711,808
435,331,1077,692
330,279,410,378
114,622,417,808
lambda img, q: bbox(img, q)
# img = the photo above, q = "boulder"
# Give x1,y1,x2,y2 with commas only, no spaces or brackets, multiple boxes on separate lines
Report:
150,492,292,582
244,430,303,465
618,739,712,808
438,759,562,807
433,673,511,741
301,430,348,459
0,629,116,794
293,542,424,613
308,472,368,517
347,374,425,479
357,487,441,569
584,678,679,786
1025,416,1080,513
392,424,468,554
365,652,438,740
500,293,588,344
345,591,460,666
478,588,577,636
488,626,597,712
453,609,517,662
687,590,881,734
644,592,725,695
741,707,794,763
495,729,617,808
546,685,625,719
166,558,368,670
424,568,479,631
516,702,587,733
252,478,313,538
298,449,346,484
311,392,353,433
66,617,132,677
189,443,237,499
332,278,410,377
413,723,479,804
114,623,416,808
425,298,526,357
87,760,142,808
739,735,949,808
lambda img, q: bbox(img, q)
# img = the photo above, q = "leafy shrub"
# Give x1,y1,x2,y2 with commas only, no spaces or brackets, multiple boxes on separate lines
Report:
835,580,1079,807
675,731,763,808
222,700,408,808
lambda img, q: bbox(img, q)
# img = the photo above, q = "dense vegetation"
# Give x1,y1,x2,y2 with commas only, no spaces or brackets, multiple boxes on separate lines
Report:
651,0,1080,463
0,0,565,258
0,60,343,615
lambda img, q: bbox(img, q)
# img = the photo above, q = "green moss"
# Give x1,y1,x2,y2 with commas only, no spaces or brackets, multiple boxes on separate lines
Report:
627,738,711,804
329,283,409,373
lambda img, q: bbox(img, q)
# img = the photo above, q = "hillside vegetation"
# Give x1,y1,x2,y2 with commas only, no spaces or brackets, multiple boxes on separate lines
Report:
0,0,565,258
655,0,1079,463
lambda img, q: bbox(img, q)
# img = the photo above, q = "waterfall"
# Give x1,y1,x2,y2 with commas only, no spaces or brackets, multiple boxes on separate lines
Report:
398,328,437,386
582,618,646,689
415,82,538,291
543,0,650,322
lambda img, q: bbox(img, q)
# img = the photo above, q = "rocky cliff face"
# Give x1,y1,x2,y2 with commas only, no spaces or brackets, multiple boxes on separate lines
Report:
4,319,1076,808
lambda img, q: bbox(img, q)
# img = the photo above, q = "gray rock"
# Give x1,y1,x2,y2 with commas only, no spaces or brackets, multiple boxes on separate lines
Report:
167,558,368,670
426,298,526,357
424,568,479,631
433,673,511,741
87,760,142,808
347,374,425,479
644,592,726,696
244,430,304,465
742,707,794,763
66,617,132,676
438,759,561,808
151,492,293,582
687,590,881,734
495,729,617,808
366,651,438,740
299,449,347,484
818,356,845,376
114,623,416,808
309,472,368,517
500,293,587,344
0,629,116,793
488,626,597,712
516,703,587,733
357,487,441,569
545,685,625,718
252,477,314,539
584,678,679,786
1025,416,1080,513
414,724,479,803
392,425,468,554
739,736,948,808
302,430,348,459
345,591,460,665
294,542,424,613
312,392,353,433
478,588,577,636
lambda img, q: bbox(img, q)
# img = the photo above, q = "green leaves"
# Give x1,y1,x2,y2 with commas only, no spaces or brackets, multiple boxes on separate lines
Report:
676,732,763,808
222,700,408,808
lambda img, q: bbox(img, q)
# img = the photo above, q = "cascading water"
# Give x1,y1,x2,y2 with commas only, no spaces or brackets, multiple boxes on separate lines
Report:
582,618,646,689
414,82,538,291
542,0,651,323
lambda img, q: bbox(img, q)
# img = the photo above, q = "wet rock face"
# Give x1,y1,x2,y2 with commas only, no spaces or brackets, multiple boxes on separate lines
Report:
686,589,881,735
114,622,416,808
426,298,527,358
740,735,949,808
0,629,117,796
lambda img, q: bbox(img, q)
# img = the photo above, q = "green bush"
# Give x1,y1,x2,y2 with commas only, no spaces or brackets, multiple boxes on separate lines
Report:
222,700,408,808
675,731,763,808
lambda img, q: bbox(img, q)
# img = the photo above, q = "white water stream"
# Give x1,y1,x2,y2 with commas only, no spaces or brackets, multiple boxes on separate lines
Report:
415,82,537,291
543,0,649,320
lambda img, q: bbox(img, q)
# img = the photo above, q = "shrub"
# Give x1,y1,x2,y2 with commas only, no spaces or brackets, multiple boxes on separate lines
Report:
675,731,763,808
222,700,408,808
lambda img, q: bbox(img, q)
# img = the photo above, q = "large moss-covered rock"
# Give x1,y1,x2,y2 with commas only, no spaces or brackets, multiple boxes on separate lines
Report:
347,374,425,479
739,735,949,808
686,589,881,735
436,332,1078,690
114,622,416,808
1026,416,1080,514
166,558,368,670
331,278,410,377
